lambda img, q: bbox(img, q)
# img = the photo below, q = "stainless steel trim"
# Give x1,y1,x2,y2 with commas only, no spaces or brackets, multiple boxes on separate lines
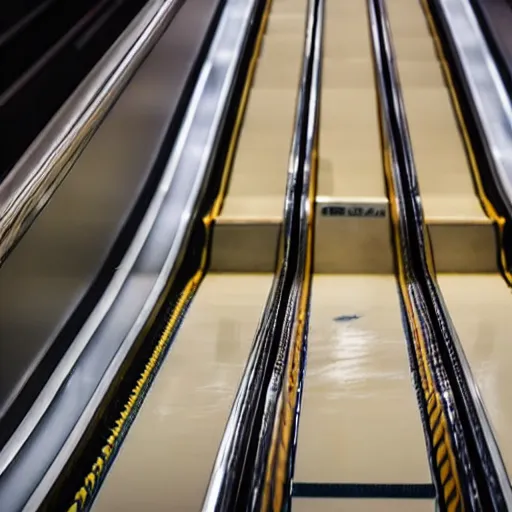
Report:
4,0,260,508
0,0,210,476
202,0,323,507
434,0,512,501
0,0,183,268
437,0,512,217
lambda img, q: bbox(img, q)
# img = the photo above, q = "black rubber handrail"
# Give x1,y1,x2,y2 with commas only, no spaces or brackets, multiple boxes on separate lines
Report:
201,0,322,510
424,0,512,285
468,0,512,99
368,0,512,509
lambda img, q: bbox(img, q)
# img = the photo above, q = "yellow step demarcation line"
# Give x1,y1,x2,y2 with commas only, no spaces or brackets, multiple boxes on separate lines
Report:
262,129,319,511
383,142,463,511
419,0,512,285
66,0,274,509
369,3,463,509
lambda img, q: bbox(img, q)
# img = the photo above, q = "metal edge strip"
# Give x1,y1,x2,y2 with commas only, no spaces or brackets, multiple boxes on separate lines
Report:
369,0,512,508
63,0,274,507
0,0,261,510
418,0,512,285
201,0,322,509
0,0,183,267
260,0,322,509
20,0,258,507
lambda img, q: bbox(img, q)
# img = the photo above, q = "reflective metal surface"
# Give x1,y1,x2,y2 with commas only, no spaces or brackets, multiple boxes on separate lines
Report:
0,0,222,508
0,0,215,431
94,275,274,512
0,0,269,507
203,0,322,505
0,0,184,267
294,275,430,484
435,0,512,216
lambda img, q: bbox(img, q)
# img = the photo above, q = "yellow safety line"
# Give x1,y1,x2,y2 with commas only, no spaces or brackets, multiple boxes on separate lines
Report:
419,0,512,285
259,43,320,503
66,0,273,509
368,5,463,509
382,141,463,511
247,0,316,508
267,137,318,512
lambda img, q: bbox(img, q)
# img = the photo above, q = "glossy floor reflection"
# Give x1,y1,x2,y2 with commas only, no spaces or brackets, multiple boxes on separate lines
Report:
294,275,430,485
91,0,512,509
293,497,435,511
94,274,273,511
437,273,512,475
95,0,308,505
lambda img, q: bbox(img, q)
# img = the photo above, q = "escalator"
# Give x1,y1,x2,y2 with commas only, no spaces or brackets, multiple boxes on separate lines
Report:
294,0,512,509
0,1,225,509
295,6,432,507
89,0,512,511
421,0,512,478
92,0,304,509
1,0,512,509
296,1,512,511
467,0,512,95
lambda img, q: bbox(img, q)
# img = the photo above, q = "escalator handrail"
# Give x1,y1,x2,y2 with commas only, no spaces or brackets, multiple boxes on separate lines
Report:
201,0,322,509
0,0,264,508
369,0,512,508
431,0,512,222
0,0,265,508
0,0,183,267
467,0,512,96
